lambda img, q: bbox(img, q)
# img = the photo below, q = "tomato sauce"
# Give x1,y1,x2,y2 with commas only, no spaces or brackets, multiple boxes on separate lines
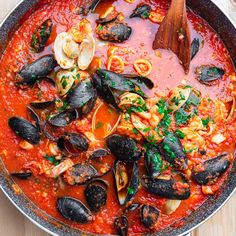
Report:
0,0,235,235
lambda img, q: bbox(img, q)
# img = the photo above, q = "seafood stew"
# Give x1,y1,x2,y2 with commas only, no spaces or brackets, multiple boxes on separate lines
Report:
0,0,236,235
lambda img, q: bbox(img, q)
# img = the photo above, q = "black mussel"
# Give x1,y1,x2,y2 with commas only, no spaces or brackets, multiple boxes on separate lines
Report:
57,133,89,155
96,21,132,43
130,4,151,19
17,55,57,86
66,80,97,116
31,19,53,53
114,161,140,205
145,145,162,178
114,215,129,236
85,179,108,212
57,197,92,223
125,203,140,213
11,172,33,179
191,38,200,60
142,173,190,200
8,117,40,144
89,0,101,11
48,109,78,127
91,149,110,159
195,65,225,85
159,132,187,170
30,100,55,110
64,163,97,185
27,106,41,132
106,134,142,162
141,205,159,228
192,153,230,185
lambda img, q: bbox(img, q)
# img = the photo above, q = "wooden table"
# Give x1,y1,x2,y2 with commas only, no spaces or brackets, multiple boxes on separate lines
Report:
0,0,235,235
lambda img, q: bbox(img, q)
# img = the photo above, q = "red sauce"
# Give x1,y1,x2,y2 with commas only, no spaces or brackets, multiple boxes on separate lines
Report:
0,0,235,234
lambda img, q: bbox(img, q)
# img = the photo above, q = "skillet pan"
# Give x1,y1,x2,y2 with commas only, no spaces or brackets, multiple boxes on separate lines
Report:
0,0,235,235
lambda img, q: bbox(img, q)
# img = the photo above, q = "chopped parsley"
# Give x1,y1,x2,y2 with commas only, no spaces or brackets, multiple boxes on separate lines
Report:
96,121,103,129
174,108,192,126
43,155,59,166
201,116,212,127
132,128,139,134
97,25,103,31
175,129,186,139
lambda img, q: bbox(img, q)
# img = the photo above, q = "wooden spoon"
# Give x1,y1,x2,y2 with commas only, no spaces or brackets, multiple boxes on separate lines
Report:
153,0,191,74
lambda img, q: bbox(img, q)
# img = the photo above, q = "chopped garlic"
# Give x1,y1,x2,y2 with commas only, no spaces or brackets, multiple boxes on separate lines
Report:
211,133,226,144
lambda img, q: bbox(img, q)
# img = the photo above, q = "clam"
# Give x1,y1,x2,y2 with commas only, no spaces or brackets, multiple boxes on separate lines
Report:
85,179,108,212
106,134,142,162
114,215,129,236
77,34,96,70
114,161,140,205
159,132,187,170
130,4,151,19
54,32,76,69
8,117,40,144
118,92,146,110
141,205,159,228
192,153,230,185
17,55,57,86
142,172,190,200
57,132,89,155
63,37,80,59
57,197,92,223
31,18,53,53
64,163,98,185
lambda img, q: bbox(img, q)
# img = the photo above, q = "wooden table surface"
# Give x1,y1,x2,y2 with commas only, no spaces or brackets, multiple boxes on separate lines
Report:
0,0,235,235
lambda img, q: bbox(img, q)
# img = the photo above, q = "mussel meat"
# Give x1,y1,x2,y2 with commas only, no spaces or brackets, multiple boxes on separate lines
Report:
114,215,129,236
106,134,142,162
85,179,108,212
57,132,89,155
31,18,53,53
195,65,225,85
57,197,92,223
192,153,230,185
130,4,151,19
159,132,187,170
66,79,97,116
141,205,159,228
17,55,57,86
144,145,162,178
47,109,78,127
142,172,190,200
8,117,40,144
114,161,140,205
64,163,97,185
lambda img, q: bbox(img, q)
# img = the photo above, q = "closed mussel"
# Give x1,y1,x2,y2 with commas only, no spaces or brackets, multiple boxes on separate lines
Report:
8,117,40,144
31,18,53,53
57,197,92,223
85,179,108,212
17,55,57,86
141,205,159,228
66,79,97,116
106,134,142,162
130,4,151,19
57,132,89,155
64,163,97,185
142,172,190,200
114,215,129,236
159,132,187,170
114,161,140,205
192,153,230,185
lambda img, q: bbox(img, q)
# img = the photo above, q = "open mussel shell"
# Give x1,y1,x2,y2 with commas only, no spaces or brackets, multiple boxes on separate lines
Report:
11,172,33,179
192,153,230,185
85,179,108,212
159,132,187,170
31,18,53,53
66,79,97,116
114,215,129,236
8,117,40,144
64,163,98,185
106,134,142,163
191,38,200,60
114,161,140,205
57,197,92,223
30,100,55,110
142,172,190,200
141,205,159,228
48,109,78,127
97,7,119,24
130,4,151,19
17,55,57,86
57,132,89,155
144,145,162,178
27,106,41,132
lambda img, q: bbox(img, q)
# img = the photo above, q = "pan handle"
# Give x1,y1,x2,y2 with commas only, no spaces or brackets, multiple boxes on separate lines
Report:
184,233,191,236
